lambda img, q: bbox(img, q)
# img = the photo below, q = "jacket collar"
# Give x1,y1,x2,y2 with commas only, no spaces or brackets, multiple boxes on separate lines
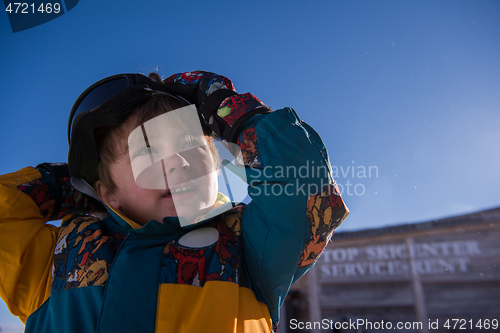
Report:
105,193,231,233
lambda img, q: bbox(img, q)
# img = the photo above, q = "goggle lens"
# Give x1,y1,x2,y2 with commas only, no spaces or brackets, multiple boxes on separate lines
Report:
69,77,129,138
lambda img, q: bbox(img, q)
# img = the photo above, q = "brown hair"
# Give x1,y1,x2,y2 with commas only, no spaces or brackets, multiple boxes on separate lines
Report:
94,73,220,193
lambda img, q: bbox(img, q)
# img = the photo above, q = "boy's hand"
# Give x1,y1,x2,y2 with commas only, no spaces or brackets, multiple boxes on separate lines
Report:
162,71,237,120
163,71,271,143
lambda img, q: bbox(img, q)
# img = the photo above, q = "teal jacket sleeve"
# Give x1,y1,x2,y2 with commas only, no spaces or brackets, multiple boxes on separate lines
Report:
237,107,349,324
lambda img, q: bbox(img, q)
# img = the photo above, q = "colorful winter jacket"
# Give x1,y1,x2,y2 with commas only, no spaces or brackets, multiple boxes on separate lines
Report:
0,107,349,333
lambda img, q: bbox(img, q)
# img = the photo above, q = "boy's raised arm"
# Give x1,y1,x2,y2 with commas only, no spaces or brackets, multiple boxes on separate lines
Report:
163,71,349,324
0,163,105,323
0,166,58,323
236,108,349,323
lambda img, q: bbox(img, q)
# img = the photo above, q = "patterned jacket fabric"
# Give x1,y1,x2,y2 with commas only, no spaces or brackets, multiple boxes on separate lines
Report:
0,107,349,333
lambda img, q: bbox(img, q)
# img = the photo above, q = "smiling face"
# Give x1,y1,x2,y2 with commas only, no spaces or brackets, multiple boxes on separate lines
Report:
96,105,219,226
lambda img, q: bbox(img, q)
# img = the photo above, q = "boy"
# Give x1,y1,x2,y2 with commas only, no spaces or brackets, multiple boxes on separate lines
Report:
0,71,349,332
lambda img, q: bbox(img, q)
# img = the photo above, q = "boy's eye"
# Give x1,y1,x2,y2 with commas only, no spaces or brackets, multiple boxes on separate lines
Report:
132,146,158,158
184,139,199,148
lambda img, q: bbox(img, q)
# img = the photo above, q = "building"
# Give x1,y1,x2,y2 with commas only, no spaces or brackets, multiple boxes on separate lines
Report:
279,207,500,333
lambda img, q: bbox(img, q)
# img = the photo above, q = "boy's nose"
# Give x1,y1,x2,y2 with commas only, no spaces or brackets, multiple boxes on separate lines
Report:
162,153,190,175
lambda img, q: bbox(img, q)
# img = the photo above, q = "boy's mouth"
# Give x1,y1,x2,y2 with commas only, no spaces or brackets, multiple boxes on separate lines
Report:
163,182,197,197
170,186,195,194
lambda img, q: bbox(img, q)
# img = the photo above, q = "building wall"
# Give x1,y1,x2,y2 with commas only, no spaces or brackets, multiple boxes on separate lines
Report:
283,208,500,333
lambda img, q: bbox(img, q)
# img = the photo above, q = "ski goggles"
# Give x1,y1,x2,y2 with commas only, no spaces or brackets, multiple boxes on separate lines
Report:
68,73,181,142
67,73,186,184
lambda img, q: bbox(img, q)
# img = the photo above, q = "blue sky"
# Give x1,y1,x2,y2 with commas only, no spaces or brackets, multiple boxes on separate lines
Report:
1,0,499,328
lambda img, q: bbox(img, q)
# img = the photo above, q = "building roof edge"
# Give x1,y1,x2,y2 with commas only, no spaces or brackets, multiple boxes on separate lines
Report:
332,206,500,240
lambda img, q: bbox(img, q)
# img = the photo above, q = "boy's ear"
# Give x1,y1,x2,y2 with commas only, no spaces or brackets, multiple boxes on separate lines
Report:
95,180,120,209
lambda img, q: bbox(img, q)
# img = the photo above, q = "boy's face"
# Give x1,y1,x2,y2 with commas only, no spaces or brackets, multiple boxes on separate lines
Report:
102,108,219,226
